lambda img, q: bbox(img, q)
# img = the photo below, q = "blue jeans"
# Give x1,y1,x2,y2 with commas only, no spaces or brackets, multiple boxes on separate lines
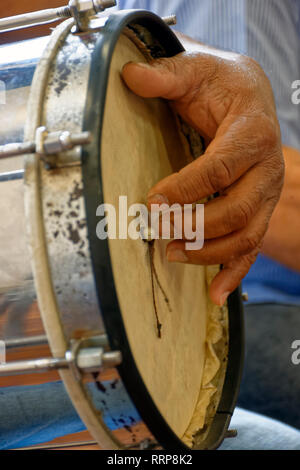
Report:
238,304,300,430
219,408,300,450
0,380,300,450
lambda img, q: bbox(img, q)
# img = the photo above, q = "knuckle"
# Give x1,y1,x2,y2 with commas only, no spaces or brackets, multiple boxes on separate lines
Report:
259,151,285,195
238,55,268,88
239,232,261,255
246,114,280,154
240,250,260,270
265,156,285,188
244,115,281,163
278,155,285,178
205,158,232,192
228,55,265,95
258,115,280,149
176,171,201,202
229,199,254,230
152,55,182,75
239,55,263,75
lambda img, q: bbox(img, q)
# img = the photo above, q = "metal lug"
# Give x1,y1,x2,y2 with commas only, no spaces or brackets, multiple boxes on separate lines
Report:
76,347,122,373
225,429,238,439
162,15,177,26
0,0,117,34
93,0,117,12
0,333,121,377
0,127,91,164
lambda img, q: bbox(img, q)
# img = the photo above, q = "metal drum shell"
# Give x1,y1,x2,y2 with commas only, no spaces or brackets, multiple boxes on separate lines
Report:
0,38,49,343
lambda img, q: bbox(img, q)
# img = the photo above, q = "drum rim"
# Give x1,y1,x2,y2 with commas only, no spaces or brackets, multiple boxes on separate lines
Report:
81,9,244,450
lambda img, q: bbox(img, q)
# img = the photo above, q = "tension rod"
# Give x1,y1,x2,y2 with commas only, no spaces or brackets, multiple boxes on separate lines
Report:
0,0,116,33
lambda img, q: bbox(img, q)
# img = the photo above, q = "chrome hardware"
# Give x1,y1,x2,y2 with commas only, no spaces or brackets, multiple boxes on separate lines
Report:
4,335,48,350
0,356,68,376
162,15,177,26
225,429,238,439
0,0,117,34
0,142,35,159
3,333,108,350
0,6,71,33
66,335,114,380
35,127,91,156
0,170,24,183
76,348,122,372
0,335,121,377
0,127,91,164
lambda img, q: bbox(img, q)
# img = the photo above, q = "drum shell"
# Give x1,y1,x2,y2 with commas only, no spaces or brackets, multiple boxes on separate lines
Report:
0,38,47,341
0,31,104,342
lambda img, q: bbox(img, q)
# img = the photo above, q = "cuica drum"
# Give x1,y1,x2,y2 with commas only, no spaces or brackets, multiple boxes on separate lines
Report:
0,5,244,450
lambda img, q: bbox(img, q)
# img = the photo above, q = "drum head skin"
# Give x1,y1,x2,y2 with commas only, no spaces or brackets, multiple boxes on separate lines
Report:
102,33,208,439
82,10,244,450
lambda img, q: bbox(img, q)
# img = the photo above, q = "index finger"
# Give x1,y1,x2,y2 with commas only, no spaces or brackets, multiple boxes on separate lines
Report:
148,113,276,206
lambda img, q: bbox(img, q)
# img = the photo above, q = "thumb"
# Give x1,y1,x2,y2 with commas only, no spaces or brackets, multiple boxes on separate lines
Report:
121,55,194,100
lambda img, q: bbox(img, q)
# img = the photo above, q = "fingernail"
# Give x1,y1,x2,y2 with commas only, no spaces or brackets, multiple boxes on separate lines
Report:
167,249,188,263
219,291,230,306
148,194,169,210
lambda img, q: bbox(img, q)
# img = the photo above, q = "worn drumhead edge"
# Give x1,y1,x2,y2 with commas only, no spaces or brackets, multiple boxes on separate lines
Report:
82,10,244,450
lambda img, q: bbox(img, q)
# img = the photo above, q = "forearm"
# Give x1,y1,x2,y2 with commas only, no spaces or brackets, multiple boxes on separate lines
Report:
262,146,300,272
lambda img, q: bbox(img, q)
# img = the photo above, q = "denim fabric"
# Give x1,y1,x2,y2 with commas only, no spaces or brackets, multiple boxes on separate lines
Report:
219,408,300,450
0,380,140,449
243,256,300,305
238,304,300,430
0,380,300,450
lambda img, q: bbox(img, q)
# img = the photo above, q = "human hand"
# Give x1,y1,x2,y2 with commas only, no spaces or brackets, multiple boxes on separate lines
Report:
122,46,284,306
